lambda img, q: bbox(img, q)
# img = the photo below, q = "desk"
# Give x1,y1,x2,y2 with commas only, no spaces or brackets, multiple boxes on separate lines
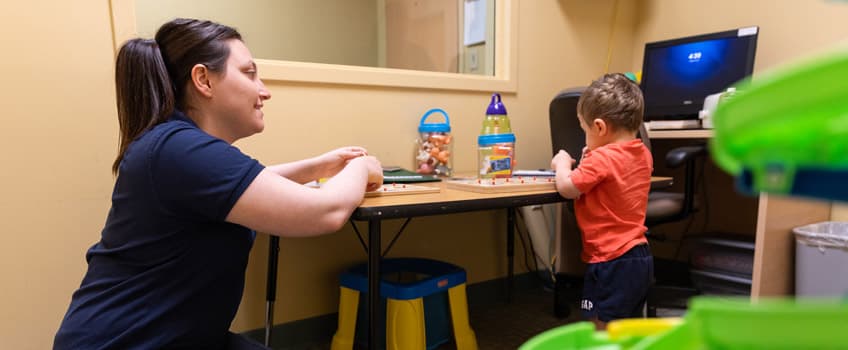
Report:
642,131,831,299
264,176,673,348
646,129,714,139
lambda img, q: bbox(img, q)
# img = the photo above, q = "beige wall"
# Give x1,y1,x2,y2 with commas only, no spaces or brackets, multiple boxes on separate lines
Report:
630,0,848,224
136,0,379,67
628,0,848,248
0,1,620,347
833,205,848,221
629,0,848,74
4,0,848,348
230,0,628,332
0,0,119,348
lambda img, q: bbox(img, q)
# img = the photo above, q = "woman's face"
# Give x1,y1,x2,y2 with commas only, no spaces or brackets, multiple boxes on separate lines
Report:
209,39,271,141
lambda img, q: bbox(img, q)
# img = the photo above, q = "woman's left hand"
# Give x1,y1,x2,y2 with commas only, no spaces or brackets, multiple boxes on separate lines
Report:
319,146,369,178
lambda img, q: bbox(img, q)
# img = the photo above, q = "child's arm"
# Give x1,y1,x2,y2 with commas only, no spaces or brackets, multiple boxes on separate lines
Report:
551,150,581,199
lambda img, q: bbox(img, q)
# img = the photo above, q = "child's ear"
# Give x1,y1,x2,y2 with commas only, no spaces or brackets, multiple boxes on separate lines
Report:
593,118,609,136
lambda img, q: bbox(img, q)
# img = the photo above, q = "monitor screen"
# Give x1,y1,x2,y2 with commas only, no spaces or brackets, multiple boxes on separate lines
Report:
640,27,758,121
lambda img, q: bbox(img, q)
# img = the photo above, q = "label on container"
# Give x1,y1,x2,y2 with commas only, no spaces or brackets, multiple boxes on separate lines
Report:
479,144,515,178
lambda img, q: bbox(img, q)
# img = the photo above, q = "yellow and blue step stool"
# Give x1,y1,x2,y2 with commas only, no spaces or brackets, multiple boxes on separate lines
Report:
331,258,478,350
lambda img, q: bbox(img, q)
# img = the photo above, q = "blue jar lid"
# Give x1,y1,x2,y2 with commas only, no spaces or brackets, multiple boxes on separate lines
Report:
418,108,451,132
486,93,507,115
478,133,515,145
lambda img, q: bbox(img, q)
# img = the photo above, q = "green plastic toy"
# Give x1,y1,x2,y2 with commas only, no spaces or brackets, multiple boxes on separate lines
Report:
518,318,680,350
520,297,848,350
710,49,848,201
633,297,848,350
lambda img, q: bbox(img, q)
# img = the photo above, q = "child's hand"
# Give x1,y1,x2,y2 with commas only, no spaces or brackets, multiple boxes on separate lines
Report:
550,150,575,170
581,146,588,161
550,150,581,199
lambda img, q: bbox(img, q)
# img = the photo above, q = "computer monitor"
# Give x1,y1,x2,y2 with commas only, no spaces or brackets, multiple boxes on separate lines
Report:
640,26,758,121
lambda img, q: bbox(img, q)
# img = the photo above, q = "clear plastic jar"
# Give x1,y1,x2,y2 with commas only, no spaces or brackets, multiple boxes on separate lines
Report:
415,108,452,176
478,133,515,178
478,93,515,178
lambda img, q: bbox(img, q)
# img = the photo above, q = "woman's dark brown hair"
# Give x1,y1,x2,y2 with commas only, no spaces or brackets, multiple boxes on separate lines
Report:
112,18,241,174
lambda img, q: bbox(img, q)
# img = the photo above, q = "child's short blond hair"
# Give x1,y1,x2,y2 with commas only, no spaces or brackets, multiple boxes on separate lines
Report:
577,73,644,132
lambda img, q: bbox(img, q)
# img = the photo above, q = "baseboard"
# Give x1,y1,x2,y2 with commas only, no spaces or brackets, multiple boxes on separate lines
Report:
241,271,545,348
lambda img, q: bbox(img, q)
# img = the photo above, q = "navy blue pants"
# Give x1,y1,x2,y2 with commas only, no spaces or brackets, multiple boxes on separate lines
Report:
581,244,654,322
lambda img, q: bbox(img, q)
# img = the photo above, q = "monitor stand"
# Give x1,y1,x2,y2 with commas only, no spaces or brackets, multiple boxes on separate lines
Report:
645,120,702,130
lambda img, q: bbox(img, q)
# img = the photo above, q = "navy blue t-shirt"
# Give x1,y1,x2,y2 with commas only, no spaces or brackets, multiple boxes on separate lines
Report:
55,111,265,349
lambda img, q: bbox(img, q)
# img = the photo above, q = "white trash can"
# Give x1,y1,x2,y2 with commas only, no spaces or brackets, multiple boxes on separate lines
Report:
793,221,848,297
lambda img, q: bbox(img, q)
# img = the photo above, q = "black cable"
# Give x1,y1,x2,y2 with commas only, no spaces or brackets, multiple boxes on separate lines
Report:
674,157,705,260
517,210,542,274
678,157,712,263
674,215,698,260
699,157,710,234
514,213,534,275
511,210,532,274
515,210,552,286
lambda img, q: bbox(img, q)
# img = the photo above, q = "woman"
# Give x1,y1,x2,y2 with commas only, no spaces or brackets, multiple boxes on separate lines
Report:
54,18,382,349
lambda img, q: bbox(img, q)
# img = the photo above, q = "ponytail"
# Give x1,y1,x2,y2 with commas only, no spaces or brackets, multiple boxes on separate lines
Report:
112,19,242,174
113,39,175,174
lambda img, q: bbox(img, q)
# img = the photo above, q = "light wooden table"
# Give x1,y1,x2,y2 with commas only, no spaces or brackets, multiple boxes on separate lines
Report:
353,178,568,350
264,176,673,348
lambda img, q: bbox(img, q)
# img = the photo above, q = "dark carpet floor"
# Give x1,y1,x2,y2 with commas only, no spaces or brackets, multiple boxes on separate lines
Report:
278,286,582,350
436,287,581,350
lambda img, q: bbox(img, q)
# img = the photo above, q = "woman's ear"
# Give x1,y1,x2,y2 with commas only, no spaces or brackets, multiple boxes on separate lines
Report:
190,64,213,98
593,118,609,136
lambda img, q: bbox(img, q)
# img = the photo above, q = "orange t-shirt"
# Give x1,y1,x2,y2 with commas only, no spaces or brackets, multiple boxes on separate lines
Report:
569,139,653,263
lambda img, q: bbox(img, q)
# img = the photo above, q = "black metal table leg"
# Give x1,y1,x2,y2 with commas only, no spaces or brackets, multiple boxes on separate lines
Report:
265,235,280,347
367,219,381,350
507,207,516,303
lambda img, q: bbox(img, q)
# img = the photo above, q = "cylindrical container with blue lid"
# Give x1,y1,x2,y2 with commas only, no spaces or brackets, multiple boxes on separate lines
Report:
415,108,452,176
478,133,515,178
478,93,515,178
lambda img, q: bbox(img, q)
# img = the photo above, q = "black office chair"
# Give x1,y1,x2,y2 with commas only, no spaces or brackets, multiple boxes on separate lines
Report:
548,87,706,318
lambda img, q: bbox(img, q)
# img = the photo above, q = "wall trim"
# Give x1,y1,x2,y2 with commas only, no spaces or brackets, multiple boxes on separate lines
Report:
108,0,518,93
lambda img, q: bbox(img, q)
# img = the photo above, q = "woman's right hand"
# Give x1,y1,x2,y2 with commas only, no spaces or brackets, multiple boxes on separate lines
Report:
352,156,383,192
229,155,384,237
